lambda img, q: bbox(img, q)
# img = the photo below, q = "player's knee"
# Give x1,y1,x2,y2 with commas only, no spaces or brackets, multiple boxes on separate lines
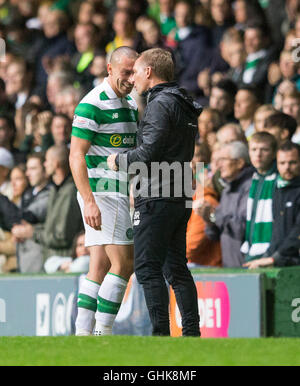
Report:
111,257,133,281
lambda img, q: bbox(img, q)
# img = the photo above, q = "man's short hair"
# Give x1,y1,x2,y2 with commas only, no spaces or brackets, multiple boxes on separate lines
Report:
27,152,46,169
226,141,250,164
237,84,263,105
213,79,237,100
277,140,300,159
217,123,247,144
244,21,269,37
49,144,70,172
282,89,300,102
221,27,243,44
140,48,174,82
254,104,277,116
51,113,72,125
250,131,277,153
0,113,16,146
201,107,224,131
264,112,297,139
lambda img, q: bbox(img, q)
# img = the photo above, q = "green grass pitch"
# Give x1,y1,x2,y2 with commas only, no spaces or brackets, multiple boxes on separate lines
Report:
1,336,300,366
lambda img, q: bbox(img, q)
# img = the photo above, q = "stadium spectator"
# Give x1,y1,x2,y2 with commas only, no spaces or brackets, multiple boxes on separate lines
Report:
240,22,276,95
88,4,112,48
148,0,176,37
282,89,300,143
0,163,29,273
0,192,21,273
5,57,33,111
19,110,54,155
254,104,277,132
15,101,43,148
89,51,108,87
170,0,211,94
213,122,248,198
0,146,14,200
234,85,261,140
264,111,297,145
197,107,223,147
240,132,278,262
10,163,29,206
209,78,238,123
54,86,82,120
46,70,74,111
29,9,75,99
210,0,235,48
268,50,300,92
273,79,297,111
282,90,300,122
244,141,300,268
0,78,15,120
11,153,51,273
50,113,72,147
44,231,90,274
26,112,72,150
71,22,99,91
233,0,268,32
199,141,253,267
134,15,166,52
105,8,136,54
221,28,246,84
187,143,222,267
77,0,99,25
0,113,26,164
0,223,16,273
216,122,247,145
11,145,83,262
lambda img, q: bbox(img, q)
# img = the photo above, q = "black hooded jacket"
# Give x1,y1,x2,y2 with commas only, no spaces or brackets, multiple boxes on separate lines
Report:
116,82,202,206
0,194,21,231
264,176,300,266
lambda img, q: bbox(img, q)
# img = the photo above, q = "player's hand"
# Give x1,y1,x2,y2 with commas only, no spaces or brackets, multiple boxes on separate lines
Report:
84,200,102,231
107,154,118,171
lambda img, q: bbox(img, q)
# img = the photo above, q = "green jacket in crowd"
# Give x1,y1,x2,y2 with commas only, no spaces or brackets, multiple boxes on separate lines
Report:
33,175,83,261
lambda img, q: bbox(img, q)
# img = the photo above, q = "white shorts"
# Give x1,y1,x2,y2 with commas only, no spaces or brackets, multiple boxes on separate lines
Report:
77,192,133,247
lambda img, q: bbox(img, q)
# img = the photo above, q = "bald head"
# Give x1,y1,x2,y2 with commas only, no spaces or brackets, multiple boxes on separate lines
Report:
45,145,70,177
109,46,138,65
107,46,137,97
51,145,70,165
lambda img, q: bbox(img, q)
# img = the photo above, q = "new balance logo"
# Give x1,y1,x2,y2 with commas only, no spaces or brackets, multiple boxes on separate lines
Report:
133,211,140,226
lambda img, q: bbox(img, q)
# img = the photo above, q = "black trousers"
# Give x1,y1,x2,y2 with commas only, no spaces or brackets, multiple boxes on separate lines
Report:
133,199,200,337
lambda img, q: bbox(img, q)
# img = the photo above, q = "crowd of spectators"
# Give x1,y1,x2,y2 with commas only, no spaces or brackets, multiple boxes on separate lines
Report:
0,0,300,273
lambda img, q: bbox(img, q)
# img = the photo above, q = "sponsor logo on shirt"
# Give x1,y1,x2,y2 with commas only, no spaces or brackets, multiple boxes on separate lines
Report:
110,134,122,147
110,134,135,147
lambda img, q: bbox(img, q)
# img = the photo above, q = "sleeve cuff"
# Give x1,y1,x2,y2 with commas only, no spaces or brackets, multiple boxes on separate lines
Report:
116,153,129,172
272,251,282,266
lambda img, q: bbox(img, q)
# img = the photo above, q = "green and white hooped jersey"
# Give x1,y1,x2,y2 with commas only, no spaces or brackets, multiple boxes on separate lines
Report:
72,78,138,197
